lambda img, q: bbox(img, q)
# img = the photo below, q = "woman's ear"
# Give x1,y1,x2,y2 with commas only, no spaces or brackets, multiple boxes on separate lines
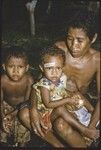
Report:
91,33,97,44
39,65,43,72
2,64,6,71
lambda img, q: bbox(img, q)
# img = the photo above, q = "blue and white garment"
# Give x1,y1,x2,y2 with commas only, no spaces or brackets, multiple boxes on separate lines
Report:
74,106,91,126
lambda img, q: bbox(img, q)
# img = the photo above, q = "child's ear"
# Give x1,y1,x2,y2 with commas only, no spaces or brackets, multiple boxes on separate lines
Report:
91,33,97,44
2,64,6,71
39,65,44,72
26,64,29,71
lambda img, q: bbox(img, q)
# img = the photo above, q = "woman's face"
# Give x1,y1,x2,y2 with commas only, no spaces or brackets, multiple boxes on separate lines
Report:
66,27,91,58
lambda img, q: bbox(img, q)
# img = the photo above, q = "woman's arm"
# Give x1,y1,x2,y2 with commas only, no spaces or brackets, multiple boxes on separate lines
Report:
77,92,94,112
89,56,100,128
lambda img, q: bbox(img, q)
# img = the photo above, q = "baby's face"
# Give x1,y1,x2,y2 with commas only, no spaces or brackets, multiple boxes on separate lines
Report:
42,55,64,84
66,79,77,92
3,56,29,81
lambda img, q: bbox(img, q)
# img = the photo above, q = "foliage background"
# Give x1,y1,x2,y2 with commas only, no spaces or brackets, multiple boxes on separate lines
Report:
1,0,100,78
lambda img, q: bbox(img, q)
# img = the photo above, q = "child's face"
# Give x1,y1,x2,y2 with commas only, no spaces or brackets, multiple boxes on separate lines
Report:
66,27,92,58
3,57,29,81
41,55,64,84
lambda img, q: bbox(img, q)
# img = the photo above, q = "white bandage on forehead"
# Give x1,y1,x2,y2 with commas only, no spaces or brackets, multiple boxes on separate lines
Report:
44,62,55,68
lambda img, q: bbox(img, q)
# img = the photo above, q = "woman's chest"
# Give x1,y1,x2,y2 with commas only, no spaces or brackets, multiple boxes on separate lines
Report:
63,60,96,89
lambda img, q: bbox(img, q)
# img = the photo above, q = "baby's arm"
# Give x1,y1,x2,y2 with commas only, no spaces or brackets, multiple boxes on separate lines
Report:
40,87,76,108
30,88,47,137
71,91,94,112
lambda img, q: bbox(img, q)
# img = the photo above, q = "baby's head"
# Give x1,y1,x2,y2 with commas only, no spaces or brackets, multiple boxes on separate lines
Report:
39,46,66,83
2,46,29,81
66,78,78,92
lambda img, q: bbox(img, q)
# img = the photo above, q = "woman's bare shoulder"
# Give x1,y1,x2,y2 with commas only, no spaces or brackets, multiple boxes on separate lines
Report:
91,48,100,56
90,48,100,63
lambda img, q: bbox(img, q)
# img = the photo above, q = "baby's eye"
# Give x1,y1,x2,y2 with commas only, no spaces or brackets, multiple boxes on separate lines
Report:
77,38,84,43
78,40,83,43
57,67,61,70
46,67,52,70
19,66,24,68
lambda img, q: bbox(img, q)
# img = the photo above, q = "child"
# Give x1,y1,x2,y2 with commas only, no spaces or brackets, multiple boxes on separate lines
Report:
30,46,98,145
0,46,34,146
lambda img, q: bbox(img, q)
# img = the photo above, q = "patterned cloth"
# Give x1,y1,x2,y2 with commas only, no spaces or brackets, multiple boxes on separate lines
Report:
33,73,68,130
0,101,30,146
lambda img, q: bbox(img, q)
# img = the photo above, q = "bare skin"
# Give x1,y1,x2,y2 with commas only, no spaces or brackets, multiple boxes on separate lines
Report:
19,89,64,148
1,56,34,134
53,28,100,147
1,73,34,133
19,23,100,147
1,73,33,107
55,42,100,95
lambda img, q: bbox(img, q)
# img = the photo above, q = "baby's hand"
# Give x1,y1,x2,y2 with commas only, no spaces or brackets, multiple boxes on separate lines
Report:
71,93,84,107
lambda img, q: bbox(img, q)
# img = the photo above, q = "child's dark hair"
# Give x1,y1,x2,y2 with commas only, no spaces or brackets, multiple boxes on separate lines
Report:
2,46,28,64
66,9,99,40
40,46,66,66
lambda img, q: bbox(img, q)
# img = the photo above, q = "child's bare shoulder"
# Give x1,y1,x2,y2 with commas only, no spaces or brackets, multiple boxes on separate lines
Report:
1,74,8,83
1,74,11,90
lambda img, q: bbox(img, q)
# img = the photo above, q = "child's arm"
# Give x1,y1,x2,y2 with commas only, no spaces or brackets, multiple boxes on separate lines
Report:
30,88,47,137
0,88,13,133
40,87,76,108
0,88,3,118
24,75,34,100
